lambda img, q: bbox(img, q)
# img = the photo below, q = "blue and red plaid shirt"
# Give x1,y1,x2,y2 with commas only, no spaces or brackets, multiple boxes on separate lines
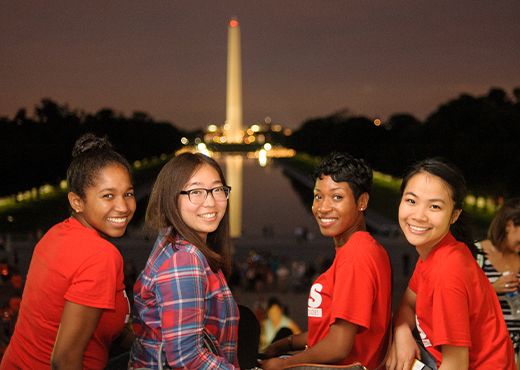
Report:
129,230,239,369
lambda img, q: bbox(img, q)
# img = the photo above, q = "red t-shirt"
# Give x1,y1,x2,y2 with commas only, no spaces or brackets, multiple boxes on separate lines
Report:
409,233,515,369
307,231,392,369
1,218,129,370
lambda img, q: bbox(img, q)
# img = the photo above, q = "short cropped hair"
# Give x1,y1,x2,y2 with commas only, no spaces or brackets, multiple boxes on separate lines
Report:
312,152,372,199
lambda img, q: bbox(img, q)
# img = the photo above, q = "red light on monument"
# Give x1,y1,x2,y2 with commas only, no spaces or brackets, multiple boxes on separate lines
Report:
229,19,238,28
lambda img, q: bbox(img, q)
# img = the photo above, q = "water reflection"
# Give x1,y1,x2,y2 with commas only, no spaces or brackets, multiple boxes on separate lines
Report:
225,155,243,238
219,155,322,239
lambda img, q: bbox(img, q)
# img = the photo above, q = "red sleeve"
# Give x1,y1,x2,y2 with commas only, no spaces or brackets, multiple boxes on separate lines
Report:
408,269,417,294
408,262,420,293
430,267,471,348
64,246,122,309
330,238,377,330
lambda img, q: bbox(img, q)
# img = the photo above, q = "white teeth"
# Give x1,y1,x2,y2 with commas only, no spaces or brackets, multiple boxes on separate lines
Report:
409,225,428,232
320,218,336,223
107,217,127,224
200,213,216,219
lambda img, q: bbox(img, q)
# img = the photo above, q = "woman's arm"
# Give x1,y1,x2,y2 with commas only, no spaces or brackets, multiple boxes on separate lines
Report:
386,288,420,370
51,301,102,369
438,345,468,370
262,331,308,358
481,241,520,293
262,319,357,370
491,271,519,293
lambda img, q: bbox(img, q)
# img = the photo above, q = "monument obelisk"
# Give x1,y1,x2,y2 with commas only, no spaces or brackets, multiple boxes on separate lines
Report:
225,18,243,142
225,18,243,238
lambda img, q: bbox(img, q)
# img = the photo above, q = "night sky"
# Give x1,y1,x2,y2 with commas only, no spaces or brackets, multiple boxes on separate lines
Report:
1,1,519,130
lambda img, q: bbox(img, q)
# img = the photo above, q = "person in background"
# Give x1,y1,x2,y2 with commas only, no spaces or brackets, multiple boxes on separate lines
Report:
262,152,392,369
476,197,520,364
259,297,301,351
1,134,135,369
386,158,515,370
129,152,239,369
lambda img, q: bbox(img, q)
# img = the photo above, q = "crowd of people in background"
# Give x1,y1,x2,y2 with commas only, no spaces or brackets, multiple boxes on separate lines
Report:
229,250,332,294
0,135,519,369
0,240,22,359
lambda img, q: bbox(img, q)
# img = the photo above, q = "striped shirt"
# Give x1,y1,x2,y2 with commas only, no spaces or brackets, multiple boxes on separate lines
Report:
129,231,239,369
477,244,520,355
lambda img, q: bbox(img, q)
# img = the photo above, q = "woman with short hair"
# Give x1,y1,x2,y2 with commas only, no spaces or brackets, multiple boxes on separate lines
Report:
476,198,520,363
262,152,392,370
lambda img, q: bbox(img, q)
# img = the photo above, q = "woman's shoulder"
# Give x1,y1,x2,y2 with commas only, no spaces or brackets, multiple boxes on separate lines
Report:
432,235,469,257
149,234,209,272
342,231,387,257
349,231,382,246
432,241,470,266
430,240,482,279
172,236,206,259
41,217,120,256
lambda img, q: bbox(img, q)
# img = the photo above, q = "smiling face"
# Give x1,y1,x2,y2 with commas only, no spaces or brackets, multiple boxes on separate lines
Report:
312,175,368,247
69,164,136,238
398,171,461,258
178,164,227,241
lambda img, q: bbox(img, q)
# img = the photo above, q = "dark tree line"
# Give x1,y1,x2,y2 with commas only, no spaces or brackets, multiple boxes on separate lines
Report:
2,87,519,199
0,99,185,197
289,87,520,198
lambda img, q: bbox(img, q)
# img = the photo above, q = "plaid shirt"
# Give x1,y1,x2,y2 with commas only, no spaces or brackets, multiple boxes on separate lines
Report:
129,231,239,369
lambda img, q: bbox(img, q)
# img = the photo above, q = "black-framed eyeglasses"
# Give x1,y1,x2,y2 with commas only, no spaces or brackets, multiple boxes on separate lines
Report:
179,186,231,205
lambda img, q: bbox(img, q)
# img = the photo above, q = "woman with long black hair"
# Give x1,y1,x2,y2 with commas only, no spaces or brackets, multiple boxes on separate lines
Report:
386,158,515,370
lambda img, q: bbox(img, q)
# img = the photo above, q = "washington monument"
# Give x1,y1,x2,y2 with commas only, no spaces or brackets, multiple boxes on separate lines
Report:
225,18,243,143
225,18,243,238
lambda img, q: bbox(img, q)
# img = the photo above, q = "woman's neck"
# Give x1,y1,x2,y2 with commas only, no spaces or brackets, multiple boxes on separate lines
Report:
333,217,366,248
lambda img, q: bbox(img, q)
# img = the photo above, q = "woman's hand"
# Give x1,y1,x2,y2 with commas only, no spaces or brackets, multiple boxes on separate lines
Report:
385,326,420,370
387,287,420,370
493,271,519,294
262,343,282,359
262,337,290,359
260,356,288,370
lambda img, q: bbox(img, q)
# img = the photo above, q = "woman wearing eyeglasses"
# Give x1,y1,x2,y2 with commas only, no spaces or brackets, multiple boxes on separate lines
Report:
129,152,239,369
